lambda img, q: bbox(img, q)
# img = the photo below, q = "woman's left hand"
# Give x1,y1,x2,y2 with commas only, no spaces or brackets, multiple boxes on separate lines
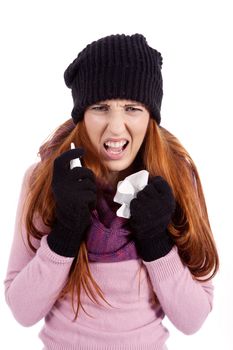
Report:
129,176,176,261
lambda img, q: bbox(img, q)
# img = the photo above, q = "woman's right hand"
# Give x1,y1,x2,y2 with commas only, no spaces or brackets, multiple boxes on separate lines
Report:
47,148,97,257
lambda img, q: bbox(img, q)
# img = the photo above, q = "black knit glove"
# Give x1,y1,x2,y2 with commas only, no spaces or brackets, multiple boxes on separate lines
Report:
47,148,97,257
129,176,176,262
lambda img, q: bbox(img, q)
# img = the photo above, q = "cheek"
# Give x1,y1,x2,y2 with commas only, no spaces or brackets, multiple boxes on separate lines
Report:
131,130,148,154
87,130,101,151
134,124,148,143
84,115,104,148
131,116,149,136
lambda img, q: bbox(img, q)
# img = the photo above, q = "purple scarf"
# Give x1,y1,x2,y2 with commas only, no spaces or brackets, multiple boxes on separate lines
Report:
85,181,140,262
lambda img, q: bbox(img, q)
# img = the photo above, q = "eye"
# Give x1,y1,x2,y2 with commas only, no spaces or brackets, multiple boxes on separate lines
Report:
125,106,143,112
91,105,109,111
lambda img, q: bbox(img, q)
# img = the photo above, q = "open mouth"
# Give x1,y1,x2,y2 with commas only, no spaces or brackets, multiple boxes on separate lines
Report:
104,140,129,154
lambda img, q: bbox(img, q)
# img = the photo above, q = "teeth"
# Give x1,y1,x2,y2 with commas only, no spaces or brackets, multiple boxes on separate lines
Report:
104,140,127,148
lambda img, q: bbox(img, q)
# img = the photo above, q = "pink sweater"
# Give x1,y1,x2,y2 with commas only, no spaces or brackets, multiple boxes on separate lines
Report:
4,164,214,350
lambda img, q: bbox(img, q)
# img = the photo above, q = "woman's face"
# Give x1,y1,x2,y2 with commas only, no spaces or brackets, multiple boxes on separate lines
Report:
84,99,150,180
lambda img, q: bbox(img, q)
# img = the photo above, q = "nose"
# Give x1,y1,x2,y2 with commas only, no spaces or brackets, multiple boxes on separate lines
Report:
106,110,127,135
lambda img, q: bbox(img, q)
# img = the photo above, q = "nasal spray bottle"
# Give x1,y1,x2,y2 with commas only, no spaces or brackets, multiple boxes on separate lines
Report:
70,142,82,169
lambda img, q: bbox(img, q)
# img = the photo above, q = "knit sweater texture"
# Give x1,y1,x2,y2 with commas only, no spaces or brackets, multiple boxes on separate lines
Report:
4,164,214,350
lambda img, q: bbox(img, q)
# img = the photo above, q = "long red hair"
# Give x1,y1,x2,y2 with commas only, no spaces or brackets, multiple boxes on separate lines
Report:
23,117,219,319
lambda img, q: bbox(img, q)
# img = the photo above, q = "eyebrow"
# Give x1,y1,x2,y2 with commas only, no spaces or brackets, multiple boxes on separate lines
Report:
92,102,145,108
124,103,144,107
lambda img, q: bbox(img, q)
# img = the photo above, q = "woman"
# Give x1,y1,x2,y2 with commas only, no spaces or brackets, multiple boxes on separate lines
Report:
4,33,219,350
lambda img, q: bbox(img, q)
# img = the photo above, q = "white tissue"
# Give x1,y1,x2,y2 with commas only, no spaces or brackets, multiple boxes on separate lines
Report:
113,170,149,218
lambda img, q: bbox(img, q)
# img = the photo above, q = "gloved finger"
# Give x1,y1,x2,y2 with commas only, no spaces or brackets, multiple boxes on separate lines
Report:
87,193,97,210
76,178,97,193
136,183,156,200
149,176,165,186
70,166,96,182
129,197,141,213
53,148,85,173
150,176,172,195
80,190,97,209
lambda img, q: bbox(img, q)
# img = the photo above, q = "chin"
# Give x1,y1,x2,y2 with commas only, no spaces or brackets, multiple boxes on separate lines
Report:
105,160,134,174
106,159,128,168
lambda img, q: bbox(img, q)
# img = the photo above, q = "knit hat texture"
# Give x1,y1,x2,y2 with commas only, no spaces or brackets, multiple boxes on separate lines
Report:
64,33,163,124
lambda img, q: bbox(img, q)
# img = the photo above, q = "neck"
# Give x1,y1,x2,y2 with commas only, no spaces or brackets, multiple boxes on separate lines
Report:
106,165,137,188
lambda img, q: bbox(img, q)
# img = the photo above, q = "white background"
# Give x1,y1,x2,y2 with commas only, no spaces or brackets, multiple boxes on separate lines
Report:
0,0,232,349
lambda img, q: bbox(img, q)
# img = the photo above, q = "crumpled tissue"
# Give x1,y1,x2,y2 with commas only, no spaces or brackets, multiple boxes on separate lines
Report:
113,170,149,218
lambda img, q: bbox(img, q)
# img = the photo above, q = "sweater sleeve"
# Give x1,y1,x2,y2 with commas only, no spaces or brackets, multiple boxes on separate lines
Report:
143,246,214,335
4,164,74,327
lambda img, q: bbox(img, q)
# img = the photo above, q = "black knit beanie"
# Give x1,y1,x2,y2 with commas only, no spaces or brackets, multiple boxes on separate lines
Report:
64,33,163,124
